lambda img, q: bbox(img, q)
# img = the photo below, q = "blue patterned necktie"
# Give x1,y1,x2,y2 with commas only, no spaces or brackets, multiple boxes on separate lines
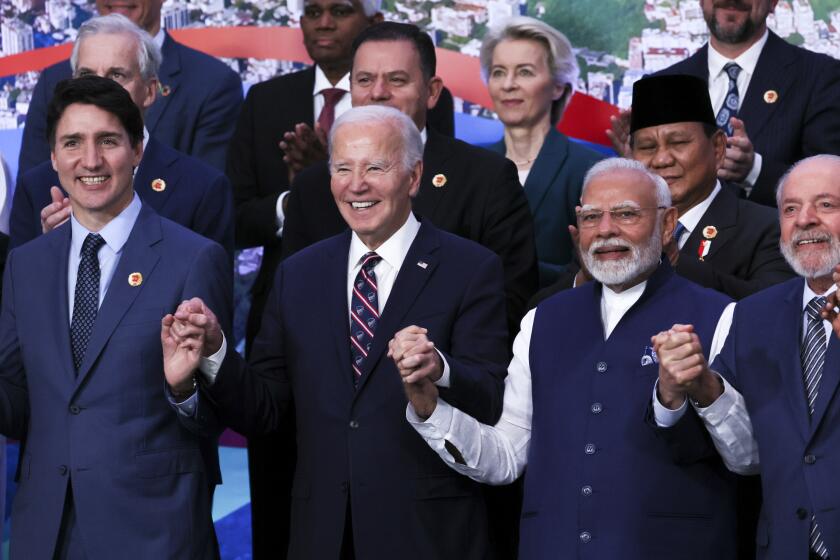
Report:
349,252,382,386
70,233,106,372
715,62,742,136
673,221,687,247
801,296,830,559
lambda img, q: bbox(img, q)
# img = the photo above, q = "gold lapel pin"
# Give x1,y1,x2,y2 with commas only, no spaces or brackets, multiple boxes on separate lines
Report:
128,272,143,287
159,84,171,97
151,178,166,192
702,225,718,239
763,90,778,104
432,174,447,188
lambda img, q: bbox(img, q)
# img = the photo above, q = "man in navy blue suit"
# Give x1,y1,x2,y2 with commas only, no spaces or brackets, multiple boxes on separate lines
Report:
654,154,840,559
11,14,233,256
163,105,509,559
405,158,740,559
0,76,231,558
18,0,242,174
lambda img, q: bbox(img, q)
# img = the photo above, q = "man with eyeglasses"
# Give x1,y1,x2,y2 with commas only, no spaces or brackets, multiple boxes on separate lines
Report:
404,156,741,559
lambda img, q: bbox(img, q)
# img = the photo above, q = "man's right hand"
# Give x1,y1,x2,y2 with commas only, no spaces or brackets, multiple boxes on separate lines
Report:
605,109,632,157
652,324,722,409
172,297,224,357
41,186,71,233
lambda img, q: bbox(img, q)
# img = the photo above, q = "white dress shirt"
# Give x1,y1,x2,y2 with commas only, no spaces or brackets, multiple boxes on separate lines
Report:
707,30,769,188
405,278,732,485
675,181,721,250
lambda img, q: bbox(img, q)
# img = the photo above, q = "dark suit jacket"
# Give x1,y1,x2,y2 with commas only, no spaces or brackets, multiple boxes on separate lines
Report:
10,136,234,256
487,129,603,287
676,184,793,299
18,33,243,174
207,220,508,559
281,130,538,341
657,31,840,206
710,277,840,559
0,205,232,559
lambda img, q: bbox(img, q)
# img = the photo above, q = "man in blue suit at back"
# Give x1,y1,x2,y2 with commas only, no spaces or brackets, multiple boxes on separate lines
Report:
11,14,234,257
18,0,242,174
0,76,231,558
162,105,510,559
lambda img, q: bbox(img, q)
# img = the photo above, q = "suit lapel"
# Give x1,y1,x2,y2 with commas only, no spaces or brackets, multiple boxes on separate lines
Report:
679,186,738,262
523,130,569,215
682,44,709,80
47,225,76,383
810,318,840,438
354,222,440,396
144,33,181,135
780,280,811,441
134,138,178,213
414,130,454,220
73,206,162,392
737,32,797,141
327,231,356,395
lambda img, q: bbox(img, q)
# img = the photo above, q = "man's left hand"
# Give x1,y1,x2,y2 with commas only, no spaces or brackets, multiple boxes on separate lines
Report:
718,117,755,184
388,326,442,419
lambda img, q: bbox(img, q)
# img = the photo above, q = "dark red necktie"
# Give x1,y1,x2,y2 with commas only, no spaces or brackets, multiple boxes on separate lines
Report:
318,88,346,134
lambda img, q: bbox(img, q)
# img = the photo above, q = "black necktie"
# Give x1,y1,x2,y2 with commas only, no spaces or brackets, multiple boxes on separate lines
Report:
70,233,105,372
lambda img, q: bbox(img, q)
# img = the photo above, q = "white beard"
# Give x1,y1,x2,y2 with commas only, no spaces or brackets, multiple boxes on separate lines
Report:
582,225,663,288
780,230,840,279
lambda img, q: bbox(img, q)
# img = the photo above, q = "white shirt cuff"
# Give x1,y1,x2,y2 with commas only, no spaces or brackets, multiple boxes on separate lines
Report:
275,191,290,237
743,152,762,190
198,333,227,385
434,350,450,387
407,398,454,435
652,380,688,427
693,373,737,425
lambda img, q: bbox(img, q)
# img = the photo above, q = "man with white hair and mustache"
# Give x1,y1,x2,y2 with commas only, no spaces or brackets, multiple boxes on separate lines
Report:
404,157,740,559
653,154,840,560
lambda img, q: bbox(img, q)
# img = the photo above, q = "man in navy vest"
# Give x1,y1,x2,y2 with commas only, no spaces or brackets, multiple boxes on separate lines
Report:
404,157,740,559
654,154,840,559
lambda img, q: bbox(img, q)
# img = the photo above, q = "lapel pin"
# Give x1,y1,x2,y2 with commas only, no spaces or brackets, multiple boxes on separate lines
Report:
763,90,778,104
151,178,166,192
128,272,143,287
432,174,447,188
702,225,718,239
159,84,171,97
417,260,428,269
698,240,711,261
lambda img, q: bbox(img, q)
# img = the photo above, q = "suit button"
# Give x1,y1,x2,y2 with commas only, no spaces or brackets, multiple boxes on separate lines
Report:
591,403,602,414
804,454,816,465
581,485,593,497
349,420,359,429
584,443,596,455
596,362,607,373
796,507,808,520
579,531,592,544
69,405,81,415
58,465,68,476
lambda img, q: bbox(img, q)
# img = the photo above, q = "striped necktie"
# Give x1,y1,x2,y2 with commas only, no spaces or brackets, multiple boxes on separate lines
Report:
349,252,382,386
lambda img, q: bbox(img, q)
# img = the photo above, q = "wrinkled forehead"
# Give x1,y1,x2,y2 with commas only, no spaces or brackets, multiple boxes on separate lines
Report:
781,161,840,203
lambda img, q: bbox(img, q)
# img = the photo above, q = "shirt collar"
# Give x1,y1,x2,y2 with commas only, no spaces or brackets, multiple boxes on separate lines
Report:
313,65,350,96
679,181,722,234
349,212,420,272
602,278,647,307
70,193,142,256
708,29,768,78
802,281,838,311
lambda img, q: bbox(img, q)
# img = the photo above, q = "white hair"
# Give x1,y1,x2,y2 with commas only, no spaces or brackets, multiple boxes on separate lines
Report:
480,16,578,122
329,105,423,172
776,154,840,207
71,14,161,80
582,157,672,208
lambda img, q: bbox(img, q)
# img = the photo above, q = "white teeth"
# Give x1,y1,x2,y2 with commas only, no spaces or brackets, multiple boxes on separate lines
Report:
351,201,375,209
79,176,107,185
798,239,824,245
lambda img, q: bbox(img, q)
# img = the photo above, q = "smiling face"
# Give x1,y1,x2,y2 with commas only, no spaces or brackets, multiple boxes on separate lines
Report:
75,32,157,114
631,121,724,216
701,0,777,46
778,158,840,287
96,0,164,35
330,120,422,250
487,38,563,129
50,103,142,232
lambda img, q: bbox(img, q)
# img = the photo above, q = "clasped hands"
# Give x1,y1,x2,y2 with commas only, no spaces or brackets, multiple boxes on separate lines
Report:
653,324,722,411
387,326,442,420
160,297,222,395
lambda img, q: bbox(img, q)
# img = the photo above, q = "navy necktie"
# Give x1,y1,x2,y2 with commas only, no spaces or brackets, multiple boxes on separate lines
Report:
70,233,105,372
349,252,382,386
673,221,687,246
715,62,742,136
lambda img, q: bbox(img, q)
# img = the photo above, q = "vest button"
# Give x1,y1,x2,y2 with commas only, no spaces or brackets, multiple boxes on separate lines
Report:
796,507,808,520
596,362,607,373
591,403,603,414
581,485,593,496
579,531,592,544
584,443,596,455
804,454,816,465
349,420,360,429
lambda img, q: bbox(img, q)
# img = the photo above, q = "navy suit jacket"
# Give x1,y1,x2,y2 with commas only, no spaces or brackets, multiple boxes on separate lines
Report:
487,129,603,287
0,205,232,559
18,33,243,174
207,220,509,559
10,136,234,256
657,31,840,206
711,277,840,559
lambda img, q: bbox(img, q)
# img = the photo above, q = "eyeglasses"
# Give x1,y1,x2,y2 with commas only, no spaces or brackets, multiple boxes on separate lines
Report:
576,206,666,228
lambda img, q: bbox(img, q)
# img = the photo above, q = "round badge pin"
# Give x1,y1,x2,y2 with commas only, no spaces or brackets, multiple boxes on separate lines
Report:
128,272,143,287
702,225,718,239
151,178,166,192
160,84,171,97
432,174,447,188
763,90,778,104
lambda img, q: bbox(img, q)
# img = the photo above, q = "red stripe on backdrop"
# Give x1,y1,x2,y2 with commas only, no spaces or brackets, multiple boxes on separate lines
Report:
0,26,618,146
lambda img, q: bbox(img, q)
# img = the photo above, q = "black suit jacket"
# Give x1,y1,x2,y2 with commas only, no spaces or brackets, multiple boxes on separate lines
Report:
281,130,538,340
658,31,840,205
675,184,793,299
